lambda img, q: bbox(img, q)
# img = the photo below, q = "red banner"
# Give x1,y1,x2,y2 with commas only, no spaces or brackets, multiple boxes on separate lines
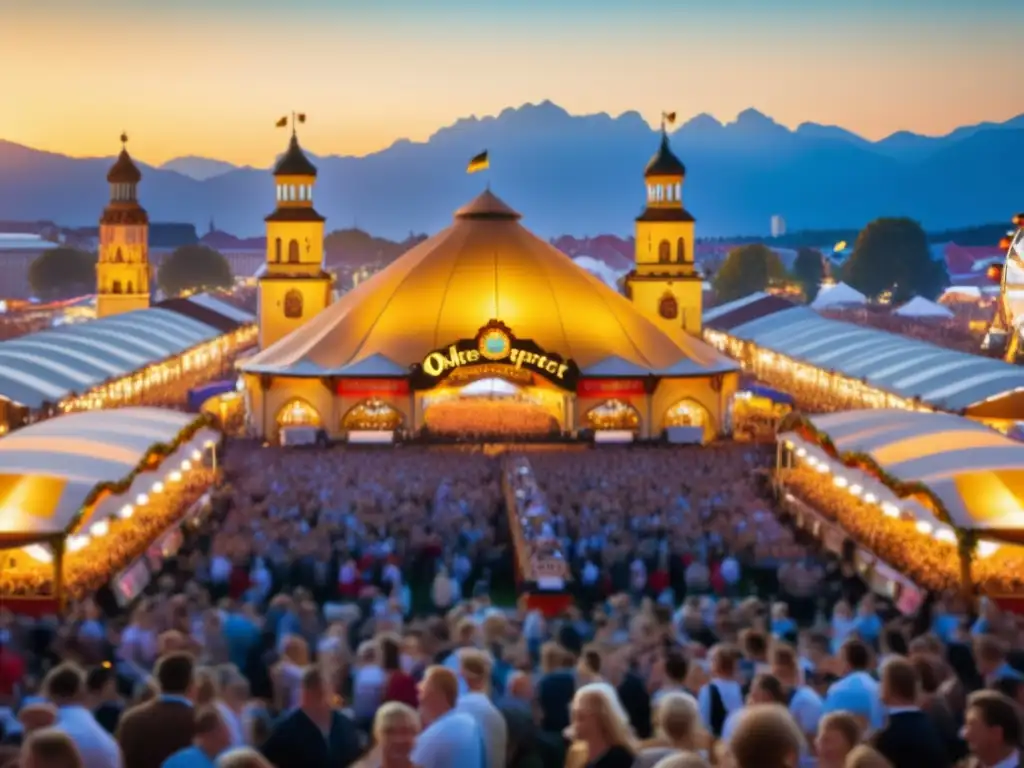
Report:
576,379,646,397
336,378,409,398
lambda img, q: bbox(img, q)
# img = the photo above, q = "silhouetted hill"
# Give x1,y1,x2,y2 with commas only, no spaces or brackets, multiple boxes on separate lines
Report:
1,102,1021,239
160,156,240,181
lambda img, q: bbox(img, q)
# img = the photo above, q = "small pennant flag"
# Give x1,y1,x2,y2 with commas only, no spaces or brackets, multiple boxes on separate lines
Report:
467,150,489,174
275,116,288,128
297,113,307,124
663,111,677,125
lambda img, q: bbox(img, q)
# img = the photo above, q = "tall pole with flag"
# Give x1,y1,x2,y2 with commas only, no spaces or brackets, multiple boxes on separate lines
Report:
661,111,677,134
467,150,490,189
276,112,307,134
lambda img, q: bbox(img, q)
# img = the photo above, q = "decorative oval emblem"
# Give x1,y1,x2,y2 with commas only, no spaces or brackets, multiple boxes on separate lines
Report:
659,294,679,320
479,328,511,361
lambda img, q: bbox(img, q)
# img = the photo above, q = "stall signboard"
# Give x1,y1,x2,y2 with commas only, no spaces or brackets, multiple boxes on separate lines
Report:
336,378,410,398
577,379,646,397
410,320,580,391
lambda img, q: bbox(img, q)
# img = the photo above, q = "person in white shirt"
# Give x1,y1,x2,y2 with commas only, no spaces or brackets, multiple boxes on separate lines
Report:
629,558,647,597
697,645,744,739
44,663,122,768
720,555,741,593
456,649,507,768
412,666,484,768
352,641,387,728
770,644,823,768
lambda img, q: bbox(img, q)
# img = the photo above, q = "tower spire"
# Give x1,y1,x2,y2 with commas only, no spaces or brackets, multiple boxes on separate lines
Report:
120,131,128,149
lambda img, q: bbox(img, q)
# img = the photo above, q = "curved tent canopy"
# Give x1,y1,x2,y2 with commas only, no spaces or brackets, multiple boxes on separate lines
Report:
0,407,216,546
782,408,1024,538
0,300,247,411
242,190,738,380
727,305,1024,416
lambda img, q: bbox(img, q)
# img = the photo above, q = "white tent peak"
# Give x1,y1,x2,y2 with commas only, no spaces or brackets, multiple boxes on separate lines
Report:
894,296,954,319
811,281,867,309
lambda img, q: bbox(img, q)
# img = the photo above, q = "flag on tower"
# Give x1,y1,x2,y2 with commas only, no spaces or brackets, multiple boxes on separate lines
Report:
663,111,677,125
275,116,288,128
467,150,489,174
297,113,307,124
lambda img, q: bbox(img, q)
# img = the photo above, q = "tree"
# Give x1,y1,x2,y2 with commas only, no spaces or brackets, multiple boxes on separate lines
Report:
28,247,97,300
792,247,826,303
157,244,233,297
712,244,786,303
843,217,949,302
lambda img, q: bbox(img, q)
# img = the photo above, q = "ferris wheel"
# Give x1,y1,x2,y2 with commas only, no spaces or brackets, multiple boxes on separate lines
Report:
983,214,1024,362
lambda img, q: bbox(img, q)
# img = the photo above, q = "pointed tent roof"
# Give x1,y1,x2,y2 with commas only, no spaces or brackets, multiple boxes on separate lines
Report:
894,296,955,319
811,281,867,309
644,131,686,178
243,190,737,379
273,135,318,177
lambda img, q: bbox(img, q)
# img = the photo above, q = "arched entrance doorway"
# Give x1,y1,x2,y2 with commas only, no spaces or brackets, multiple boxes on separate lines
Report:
421,376,561,439
341,398,404,431
663,398,712,443
584,399,640,431
276,398,322,428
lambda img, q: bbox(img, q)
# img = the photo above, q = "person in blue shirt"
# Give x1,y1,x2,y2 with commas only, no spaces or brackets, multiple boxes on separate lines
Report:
162,706,233,768
853,596,882,647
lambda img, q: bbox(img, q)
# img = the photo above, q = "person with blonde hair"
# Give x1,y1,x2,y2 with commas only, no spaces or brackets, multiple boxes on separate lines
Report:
728,704,804,768
843,745,893,768
362,702,420,768
567,682,635,768
21,728,84,768
633,691,708,768
457,649,507,768
215,747,273,768
648,754,711,768
815,712,863,768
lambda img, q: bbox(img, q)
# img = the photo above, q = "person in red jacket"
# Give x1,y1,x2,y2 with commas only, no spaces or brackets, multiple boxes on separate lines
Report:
379,635,418,708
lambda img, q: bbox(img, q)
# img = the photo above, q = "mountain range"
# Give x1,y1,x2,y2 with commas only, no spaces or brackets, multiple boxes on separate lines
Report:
1,101,1021,239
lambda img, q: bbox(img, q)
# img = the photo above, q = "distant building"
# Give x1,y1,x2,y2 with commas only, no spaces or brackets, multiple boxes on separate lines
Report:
771,215,786,238
96,133,151,318
0,234,60,299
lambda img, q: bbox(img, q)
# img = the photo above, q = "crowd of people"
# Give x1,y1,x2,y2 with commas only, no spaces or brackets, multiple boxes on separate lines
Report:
423,399,560,440
0,466,215,601
779,463,1024,595
0,436,1022,768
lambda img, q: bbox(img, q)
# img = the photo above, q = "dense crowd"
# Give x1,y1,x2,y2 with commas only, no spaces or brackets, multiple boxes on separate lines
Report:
780,465,1024,595
423,400,559,439
0,468,214,600
0,442,1023,768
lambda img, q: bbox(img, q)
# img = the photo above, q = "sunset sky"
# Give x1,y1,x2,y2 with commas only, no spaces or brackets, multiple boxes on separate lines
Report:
3,0,1022,166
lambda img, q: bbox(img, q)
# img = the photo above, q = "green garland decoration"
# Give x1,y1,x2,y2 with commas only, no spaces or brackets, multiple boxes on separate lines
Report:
778,411,956,530
66,412,217,535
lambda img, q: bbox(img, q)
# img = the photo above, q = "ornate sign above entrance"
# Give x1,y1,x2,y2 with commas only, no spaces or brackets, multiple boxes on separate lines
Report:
409,320,581,391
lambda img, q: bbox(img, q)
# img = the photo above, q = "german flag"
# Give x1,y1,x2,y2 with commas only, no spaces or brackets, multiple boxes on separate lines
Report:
275,116,288,128
467,150,489,174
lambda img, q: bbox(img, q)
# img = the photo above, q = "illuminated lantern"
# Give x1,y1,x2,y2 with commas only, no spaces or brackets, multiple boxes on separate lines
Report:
988,264,1004,282
1002,237,1014,251
1013,213,1024,227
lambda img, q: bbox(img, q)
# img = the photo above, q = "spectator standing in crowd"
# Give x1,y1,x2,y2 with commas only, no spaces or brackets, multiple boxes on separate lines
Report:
84,667,123,737
870,658,949,768
456,650,507,768
43,665,121,768
260,667,360,768
411,668,482,768
117,653,197,768
162,708,234,768
21,728,84,768
963,691,1022,768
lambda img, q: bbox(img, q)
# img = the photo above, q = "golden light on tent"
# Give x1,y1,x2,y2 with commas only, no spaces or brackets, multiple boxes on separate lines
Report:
1013,213,1024,227
1001,236,1013,251
988,264,1005,282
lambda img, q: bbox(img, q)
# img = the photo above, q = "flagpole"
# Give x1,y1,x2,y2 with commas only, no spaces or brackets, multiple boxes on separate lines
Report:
291,111,296,136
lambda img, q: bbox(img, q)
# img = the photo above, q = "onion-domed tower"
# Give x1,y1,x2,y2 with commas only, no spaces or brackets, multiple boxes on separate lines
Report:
97,133,151,318
625,117,702,336
258,116,332,349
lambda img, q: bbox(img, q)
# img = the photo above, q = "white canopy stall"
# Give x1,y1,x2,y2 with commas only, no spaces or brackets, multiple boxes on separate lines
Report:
0,407,220,610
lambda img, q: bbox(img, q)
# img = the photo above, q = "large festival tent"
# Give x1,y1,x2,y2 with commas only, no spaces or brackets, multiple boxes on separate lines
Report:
0,407,220,608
